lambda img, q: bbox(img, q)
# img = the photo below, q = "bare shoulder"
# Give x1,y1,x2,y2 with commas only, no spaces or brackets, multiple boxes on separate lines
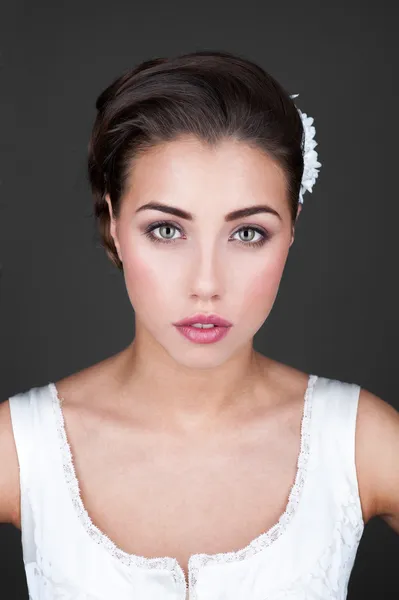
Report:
54,351,122,408
0,399,21,527
355,387,399,531
260,357,312,400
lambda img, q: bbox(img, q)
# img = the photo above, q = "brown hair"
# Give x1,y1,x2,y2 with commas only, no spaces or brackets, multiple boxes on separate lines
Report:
87,50,304,271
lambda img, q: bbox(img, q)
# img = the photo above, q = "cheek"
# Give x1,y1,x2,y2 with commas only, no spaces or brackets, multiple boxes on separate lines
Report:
121,246,179,311
238,249,289,315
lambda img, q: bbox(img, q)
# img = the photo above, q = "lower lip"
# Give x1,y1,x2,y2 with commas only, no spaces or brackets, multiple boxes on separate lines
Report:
174,325,232,344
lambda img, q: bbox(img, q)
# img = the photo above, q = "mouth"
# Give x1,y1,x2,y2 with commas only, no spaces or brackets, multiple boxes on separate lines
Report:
172,313,233,328
172,313,232,345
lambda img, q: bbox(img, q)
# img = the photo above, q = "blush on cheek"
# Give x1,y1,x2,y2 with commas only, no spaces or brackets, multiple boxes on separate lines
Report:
122,252,176,315
244,261,285,310
121,254,155,300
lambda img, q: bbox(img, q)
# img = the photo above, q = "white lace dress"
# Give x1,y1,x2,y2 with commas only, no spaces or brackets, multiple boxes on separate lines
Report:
8,374,364,599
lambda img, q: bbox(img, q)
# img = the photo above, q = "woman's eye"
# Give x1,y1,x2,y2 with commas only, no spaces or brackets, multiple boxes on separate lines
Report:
143,221,183,244
231,227,267,247
153,224,181,240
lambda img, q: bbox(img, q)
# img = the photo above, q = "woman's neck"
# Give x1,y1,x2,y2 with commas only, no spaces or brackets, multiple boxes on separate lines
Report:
112,335,272,434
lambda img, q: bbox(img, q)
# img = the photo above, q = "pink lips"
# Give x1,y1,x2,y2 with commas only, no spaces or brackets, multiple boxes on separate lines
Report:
173,313,232,344
173,313,232,327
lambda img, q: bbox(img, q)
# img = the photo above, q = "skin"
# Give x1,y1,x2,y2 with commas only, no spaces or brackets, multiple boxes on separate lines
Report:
104,134,302,432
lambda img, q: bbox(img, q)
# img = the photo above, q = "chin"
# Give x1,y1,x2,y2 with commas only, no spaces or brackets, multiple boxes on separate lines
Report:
164,338,247,371
156,340,234,369
172,352,232,370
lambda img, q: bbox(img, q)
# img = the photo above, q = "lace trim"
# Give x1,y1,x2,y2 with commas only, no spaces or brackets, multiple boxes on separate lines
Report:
48,374,318,600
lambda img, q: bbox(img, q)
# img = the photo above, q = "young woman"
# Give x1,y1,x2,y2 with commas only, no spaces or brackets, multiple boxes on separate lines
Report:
1,50,398,600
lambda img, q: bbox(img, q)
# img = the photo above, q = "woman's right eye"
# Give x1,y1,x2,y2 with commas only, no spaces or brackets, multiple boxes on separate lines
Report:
143,221,183,244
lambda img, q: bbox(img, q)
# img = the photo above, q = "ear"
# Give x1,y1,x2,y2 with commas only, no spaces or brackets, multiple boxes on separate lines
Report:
105,194,123,263
296,202,303,221
290,203,302,247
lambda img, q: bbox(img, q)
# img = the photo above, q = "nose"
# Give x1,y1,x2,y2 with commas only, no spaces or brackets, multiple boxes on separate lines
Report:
188,244,224,301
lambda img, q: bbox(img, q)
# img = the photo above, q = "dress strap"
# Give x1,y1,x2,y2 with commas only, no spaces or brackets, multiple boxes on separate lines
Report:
9,387,36,494
309,376,364,526
8,383,61,562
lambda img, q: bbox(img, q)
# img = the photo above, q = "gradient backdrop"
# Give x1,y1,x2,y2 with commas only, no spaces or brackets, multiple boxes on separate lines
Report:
1,1,398,598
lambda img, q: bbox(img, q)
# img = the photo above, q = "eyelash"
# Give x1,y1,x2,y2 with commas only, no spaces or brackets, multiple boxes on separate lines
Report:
142,220,270,248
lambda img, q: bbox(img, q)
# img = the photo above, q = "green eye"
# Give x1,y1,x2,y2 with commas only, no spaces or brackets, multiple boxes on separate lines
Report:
237,228,256,242
158,225,177,239
232,227,266,246
144,221,183,244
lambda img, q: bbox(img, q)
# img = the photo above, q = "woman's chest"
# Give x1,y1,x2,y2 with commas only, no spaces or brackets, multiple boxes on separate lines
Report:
22,376,365,599
69,421,301,582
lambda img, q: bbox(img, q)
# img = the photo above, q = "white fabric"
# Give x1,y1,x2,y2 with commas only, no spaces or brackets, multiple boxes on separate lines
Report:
8,374,364,599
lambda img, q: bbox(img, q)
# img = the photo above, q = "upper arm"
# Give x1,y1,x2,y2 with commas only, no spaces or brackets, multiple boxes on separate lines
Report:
356,387,399,532
0,400,21,527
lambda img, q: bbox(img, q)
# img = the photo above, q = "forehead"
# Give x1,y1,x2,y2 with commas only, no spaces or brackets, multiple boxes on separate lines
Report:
123,135,289,217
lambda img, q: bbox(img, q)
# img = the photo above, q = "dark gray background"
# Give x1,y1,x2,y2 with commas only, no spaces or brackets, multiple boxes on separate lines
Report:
1,1,398,598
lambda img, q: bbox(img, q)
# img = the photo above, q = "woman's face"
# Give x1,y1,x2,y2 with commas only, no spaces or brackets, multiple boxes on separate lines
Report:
106,135,299,369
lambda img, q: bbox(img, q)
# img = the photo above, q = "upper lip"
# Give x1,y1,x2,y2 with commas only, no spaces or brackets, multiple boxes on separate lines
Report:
173,313,232,327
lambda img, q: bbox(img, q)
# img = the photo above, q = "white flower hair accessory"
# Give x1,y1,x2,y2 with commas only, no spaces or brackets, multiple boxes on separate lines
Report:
290,94,321,204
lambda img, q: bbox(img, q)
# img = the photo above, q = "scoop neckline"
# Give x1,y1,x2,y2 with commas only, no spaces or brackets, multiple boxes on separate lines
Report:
48,373,318,599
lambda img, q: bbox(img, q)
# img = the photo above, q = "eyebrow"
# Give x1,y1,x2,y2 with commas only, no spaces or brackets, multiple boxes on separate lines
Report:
135,202,282,222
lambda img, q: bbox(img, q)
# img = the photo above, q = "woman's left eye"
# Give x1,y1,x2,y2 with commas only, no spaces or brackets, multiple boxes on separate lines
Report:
231,227,266,246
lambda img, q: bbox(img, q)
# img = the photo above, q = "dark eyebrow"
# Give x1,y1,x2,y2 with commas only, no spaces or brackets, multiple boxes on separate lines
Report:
135,202,282,222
